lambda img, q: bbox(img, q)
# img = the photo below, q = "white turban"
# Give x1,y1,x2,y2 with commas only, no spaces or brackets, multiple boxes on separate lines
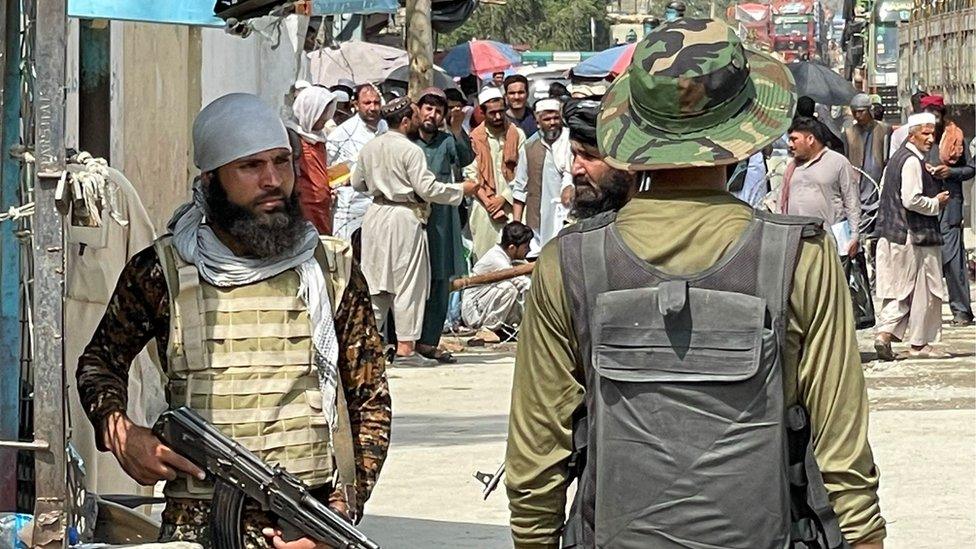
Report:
291,87,338,144
192,93,291,172
534,98,561,114
907,112,937,129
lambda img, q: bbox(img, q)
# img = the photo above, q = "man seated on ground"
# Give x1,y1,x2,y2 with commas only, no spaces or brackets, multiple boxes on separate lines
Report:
461,222,533,339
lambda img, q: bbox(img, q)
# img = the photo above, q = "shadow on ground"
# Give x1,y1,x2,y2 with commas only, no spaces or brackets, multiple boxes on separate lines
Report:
359,515,510,548
391,413,508,447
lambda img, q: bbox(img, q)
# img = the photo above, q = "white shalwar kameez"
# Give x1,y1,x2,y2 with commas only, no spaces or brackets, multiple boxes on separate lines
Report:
462,245,531,330
875,142,948,346
351,131,464,341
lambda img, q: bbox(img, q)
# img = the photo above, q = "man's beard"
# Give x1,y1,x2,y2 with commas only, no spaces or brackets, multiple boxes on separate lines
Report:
542,127,561,143
421,120,439,134
203,175,308,259
572,169,635,219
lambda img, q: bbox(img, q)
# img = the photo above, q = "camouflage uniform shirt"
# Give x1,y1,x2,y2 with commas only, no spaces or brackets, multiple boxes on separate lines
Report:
76,244,392,545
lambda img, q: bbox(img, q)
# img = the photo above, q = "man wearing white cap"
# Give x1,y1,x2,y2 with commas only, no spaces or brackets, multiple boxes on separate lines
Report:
76,93,391,547
512,98,573,251
464,86,527,259
874,112,951,360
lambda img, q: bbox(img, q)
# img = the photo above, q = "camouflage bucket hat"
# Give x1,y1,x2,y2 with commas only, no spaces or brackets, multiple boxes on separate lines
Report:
598,19,796,170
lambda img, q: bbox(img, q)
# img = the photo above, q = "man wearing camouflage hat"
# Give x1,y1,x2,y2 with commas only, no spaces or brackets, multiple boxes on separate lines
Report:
506,19,884,549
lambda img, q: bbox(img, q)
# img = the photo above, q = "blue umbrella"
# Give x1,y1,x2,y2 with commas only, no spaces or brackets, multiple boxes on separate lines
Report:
440,40,522,77
572,43,637,79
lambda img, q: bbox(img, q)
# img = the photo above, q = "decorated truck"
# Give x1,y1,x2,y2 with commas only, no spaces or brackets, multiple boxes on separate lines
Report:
726,3,774,52
770,0,828,62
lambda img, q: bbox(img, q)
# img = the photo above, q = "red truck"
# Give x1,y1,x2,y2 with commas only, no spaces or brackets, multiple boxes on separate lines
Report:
726,3,774,51
770,0,827,62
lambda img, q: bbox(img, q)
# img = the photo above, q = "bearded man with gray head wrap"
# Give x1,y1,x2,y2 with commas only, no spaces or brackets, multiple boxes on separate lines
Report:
562,98,639,219
76,93,391,549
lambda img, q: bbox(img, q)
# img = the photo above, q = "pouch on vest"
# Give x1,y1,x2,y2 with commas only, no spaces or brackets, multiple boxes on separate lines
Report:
559,212,848,549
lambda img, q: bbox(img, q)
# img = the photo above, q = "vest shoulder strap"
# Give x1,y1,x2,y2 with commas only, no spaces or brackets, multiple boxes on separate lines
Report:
557,210,617,238
155,235,206,373
755,209,825,239
314,235,354,315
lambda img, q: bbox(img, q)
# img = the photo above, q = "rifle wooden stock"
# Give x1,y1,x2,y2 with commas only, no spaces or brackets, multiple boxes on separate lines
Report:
451,263,534,291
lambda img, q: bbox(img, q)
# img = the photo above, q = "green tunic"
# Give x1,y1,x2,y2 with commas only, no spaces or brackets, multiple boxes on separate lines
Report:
505,189,886,548
415,130,474,280
415,130,475,346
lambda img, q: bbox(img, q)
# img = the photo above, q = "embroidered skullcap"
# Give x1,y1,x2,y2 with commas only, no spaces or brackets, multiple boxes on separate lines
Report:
380,96,413,117
192,93,290,172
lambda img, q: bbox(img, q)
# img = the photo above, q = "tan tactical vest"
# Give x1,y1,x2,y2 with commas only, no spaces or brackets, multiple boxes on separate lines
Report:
155,235,356,500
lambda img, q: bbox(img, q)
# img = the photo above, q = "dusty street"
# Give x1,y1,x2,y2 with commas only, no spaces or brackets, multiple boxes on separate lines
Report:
360,312,976,548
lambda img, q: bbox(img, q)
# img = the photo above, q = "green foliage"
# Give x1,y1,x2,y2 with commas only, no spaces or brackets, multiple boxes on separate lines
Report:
440,0,610,51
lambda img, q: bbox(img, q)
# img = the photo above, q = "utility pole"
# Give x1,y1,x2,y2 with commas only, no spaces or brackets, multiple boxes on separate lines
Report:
31,0,68,544
405,0,433,98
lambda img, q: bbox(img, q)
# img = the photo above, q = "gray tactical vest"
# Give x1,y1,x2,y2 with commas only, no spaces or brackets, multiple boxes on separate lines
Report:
558,209,849,549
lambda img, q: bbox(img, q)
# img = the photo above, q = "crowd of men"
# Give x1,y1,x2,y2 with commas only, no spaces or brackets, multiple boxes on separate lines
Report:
71,15,975,549
279,71,601,366
776,90,974,357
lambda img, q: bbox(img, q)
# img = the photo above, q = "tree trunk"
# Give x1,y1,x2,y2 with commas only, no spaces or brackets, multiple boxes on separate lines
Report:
405,0,433,98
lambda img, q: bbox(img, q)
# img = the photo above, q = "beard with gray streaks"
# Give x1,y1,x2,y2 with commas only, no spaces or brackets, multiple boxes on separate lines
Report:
572,169,636,219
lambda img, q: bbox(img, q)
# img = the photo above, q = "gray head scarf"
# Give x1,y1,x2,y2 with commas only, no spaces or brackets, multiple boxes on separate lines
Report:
193,92,292,172
172,93,340,431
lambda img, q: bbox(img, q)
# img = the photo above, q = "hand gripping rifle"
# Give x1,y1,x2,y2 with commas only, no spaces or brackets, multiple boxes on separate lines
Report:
153,406,380,549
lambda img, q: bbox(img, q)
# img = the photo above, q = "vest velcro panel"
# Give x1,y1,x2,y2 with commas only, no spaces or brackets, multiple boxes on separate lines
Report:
156,238,333,498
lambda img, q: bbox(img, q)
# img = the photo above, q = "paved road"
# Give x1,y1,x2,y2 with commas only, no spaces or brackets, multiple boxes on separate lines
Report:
360,313,976,548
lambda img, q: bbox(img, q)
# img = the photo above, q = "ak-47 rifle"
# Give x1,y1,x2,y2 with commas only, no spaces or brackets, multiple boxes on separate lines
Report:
153,406,380,549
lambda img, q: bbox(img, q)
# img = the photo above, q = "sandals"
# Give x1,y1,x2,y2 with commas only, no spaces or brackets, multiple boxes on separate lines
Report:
873,337,896,362
416,345,458,364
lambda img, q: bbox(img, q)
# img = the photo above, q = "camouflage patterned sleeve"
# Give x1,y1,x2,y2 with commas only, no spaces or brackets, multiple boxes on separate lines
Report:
329,260,392,518
75,246,170,450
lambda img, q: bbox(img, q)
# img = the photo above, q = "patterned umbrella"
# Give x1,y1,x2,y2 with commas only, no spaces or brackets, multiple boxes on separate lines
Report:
440,39,522,77
572,43,637,79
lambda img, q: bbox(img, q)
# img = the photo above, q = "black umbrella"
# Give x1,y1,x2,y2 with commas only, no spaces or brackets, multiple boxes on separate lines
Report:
385,65,458,91
786,62,857,106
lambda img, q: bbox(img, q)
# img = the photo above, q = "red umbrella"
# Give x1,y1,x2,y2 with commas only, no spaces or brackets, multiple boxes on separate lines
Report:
441,39,522,77
609,42,639,77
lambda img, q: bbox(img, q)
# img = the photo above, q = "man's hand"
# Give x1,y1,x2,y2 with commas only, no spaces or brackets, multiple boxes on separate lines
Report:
560,185,574,208
936,190,951,207
930,164,951,179
461,178,481,196
486,195,507,215
102,411,205,486
512,201,525,222
448,108,465,135
261,528,333,549
846,238,860,257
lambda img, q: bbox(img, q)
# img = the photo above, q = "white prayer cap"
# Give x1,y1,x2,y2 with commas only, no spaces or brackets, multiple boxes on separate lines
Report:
478,86,504,105
907,112,937,129
193,93,290,172
332,89,351,103
534,98,561,114
294,79,312,91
